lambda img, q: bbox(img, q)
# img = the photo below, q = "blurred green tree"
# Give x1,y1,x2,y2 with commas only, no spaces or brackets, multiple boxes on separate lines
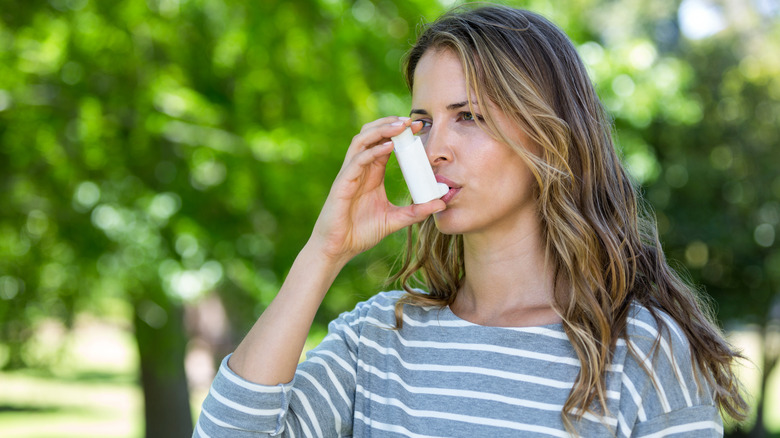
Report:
0,0,448,434
0,0,777,436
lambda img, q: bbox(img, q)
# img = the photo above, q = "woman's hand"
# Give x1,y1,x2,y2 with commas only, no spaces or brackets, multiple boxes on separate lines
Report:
228,116,445,385
308,116,446,265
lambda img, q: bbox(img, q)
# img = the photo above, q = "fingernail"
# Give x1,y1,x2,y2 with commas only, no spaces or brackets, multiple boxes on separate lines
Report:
390,121,405,126
397,116,410,121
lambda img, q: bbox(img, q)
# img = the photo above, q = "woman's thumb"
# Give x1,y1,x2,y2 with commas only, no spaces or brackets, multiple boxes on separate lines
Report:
390,200,446,231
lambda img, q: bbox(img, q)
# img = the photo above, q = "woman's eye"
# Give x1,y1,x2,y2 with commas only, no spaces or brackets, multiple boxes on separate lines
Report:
459,112,482,122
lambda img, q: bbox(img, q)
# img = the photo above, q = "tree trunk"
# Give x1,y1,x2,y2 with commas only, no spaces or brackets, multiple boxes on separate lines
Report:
747,329,778,438
134,299,193,438
746,293,780,438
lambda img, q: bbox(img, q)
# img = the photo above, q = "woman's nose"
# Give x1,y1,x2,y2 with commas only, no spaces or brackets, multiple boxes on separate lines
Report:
424,125,453,166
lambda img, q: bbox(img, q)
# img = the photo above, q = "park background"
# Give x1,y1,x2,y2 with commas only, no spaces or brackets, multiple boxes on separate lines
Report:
1,0,779,436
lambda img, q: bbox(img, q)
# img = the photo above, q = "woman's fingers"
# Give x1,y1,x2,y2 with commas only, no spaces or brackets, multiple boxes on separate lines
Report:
359,116,409,133
336,141,394,189
312,116,436,261
387,199,446,233
344,117,416,162
355,140,394,167
409,119,424,135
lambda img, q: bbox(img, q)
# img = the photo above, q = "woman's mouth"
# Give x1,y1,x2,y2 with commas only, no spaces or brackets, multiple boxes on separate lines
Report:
440,187,460,203
436,175,461,204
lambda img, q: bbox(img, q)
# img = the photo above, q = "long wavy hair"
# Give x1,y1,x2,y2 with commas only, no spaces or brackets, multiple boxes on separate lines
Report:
390,4,747,431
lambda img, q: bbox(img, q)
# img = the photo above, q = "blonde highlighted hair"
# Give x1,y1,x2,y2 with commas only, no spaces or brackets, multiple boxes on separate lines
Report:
391,4,747,430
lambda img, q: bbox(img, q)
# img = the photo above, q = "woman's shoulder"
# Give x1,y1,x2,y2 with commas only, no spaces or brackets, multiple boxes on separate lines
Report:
622,302,693,374
352,289,407,314
615,301,718,423
614,303,724,434
331,289,455,331
329,290,408,328
623,301,691,353
350,289,404,309
620,301,696,378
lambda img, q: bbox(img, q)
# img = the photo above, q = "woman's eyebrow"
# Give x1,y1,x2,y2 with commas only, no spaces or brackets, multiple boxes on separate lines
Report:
409,101,473,116
446,101,469,110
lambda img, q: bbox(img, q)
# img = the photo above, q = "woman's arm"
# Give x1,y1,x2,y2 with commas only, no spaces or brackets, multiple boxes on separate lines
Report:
226,240,345,385
226,117,444,386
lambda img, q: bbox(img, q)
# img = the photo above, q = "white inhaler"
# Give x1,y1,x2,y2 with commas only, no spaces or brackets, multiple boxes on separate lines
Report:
391,127,449,204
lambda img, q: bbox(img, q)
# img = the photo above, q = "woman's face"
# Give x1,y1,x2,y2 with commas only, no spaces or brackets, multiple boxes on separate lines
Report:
411,48,538,238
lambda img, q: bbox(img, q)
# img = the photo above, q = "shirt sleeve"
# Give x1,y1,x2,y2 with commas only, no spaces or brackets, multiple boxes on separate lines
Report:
194,354,295,437
193,294,381,437
616,306,725,438
630,405,724,437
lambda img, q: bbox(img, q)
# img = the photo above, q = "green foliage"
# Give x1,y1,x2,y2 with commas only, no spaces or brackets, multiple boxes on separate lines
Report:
1,0,779,425
0,0,458,365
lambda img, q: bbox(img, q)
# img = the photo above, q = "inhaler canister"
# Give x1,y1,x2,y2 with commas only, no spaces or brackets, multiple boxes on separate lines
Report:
391,127,449,204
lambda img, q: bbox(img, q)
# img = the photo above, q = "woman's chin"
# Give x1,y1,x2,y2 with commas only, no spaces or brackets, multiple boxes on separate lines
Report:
433,212,466,235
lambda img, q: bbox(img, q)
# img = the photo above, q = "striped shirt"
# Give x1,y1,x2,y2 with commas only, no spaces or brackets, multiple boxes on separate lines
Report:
194,290,723,437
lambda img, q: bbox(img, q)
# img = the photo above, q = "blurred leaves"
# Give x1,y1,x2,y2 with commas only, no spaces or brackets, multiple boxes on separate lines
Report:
0,0,433,367
0,0,778,370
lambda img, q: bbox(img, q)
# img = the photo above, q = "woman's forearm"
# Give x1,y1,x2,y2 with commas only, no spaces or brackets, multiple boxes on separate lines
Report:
227,239,348,385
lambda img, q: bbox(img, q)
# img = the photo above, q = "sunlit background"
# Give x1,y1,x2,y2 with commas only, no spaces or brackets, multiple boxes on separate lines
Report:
1,0,779,436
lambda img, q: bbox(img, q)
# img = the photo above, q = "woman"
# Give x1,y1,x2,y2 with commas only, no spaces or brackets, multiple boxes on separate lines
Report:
195,5,747,437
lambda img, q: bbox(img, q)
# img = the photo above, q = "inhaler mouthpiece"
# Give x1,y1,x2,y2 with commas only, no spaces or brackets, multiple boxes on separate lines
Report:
391,127,449,204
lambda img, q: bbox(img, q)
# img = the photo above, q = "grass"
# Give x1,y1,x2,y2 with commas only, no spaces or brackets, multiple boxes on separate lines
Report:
0,317,143,438
0,370,142,438
0,315,777,437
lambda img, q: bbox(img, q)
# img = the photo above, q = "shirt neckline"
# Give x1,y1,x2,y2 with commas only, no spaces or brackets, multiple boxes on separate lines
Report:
441,304,565,330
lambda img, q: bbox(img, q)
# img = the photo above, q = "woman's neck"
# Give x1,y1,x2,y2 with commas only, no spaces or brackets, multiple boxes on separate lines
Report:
452,222,559,327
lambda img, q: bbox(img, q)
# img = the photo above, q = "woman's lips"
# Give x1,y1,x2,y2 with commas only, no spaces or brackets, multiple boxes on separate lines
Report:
440,187,460,203
436,175,461,204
